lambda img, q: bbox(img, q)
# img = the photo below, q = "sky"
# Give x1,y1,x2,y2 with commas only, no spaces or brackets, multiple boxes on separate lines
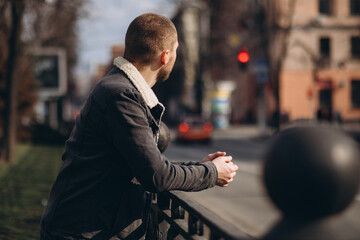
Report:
76,0,177,76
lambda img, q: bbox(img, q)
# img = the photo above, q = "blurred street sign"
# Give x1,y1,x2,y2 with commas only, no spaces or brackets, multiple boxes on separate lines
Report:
253,59,269,84
227,33,242,48
30,48,67,100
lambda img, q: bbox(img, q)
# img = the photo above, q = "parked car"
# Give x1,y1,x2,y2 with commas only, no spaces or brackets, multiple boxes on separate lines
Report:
176,115,213,143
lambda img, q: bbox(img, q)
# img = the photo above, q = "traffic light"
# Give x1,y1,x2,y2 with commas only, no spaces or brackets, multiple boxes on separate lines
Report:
237,48,249,70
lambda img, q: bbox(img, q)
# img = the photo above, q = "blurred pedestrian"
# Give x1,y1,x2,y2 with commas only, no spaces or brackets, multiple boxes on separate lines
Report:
40,13,238,240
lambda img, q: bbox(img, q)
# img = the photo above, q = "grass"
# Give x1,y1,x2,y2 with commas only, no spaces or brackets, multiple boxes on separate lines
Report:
0,144,63,240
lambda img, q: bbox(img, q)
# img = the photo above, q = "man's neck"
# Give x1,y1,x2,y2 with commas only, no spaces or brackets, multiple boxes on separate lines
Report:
132,62,157,88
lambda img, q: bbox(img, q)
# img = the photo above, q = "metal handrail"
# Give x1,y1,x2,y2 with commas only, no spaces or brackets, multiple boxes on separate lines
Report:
148,190,252,240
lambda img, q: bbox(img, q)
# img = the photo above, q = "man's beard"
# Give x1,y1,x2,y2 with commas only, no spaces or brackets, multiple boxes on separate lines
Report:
156,67,171,83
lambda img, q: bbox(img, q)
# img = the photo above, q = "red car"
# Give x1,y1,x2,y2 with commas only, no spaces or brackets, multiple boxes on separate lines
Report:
176,115,213,143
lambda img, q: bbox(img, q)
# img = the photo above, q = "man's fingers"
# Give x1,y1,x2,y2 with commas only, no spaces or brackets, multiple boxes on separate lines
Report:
218,176,234,187
224,156,232,163
234,165,239,171
214,155,237,187
225,159,236,170
231,163,238,171
203,152,227,163
210,151,226,159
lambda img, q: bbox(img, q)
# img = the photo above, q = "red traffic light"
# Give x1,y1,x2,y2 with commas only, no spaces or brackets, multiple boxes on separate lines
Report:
237,49,249,63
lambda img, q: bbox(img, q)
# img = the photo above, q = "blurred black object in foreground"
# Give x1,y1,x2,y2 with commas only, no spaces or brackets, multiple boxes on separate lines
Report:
157,121,171,153
262,126,360,240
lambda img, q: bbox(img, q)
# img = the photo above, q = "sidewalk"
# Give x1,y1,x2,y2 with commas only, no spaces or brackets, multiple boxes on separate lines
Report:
212,125,273,140
212,121,360,142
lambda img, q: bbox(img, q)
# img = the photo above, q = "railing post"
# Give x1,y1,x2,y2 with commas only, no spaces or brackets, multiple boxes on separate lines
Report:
147,199,159,239
148,193,171,240
158,193,171,239
158,193,170,210
188,214,197,235
210,231,222,240
165,199,183,239
188,215,204,236
262,126,360,239
171,200,184,219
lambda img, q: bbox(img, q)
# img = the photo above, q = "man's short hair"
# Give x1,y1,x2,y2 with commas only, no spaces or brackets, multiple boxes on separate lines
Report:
124,13,177,64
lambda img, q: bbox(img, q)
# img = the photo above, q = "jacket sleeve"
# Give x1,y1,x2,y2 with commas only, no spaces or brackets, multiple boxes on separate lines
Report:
105,89,218,193
173,161,205,166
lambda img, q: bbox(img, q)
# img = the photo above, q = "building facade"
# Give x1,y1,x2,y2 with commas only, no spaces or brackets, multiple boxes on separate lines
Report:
273,0,360,121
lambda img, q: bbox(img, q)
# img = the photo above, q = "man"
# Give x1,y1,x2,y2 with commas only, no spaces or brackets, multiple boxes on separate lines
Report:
40,13,238,240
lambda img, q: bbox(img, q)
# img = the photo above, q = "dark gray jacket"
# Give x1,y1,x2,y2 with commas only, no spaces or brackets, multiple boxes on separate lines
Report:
40,58,217,240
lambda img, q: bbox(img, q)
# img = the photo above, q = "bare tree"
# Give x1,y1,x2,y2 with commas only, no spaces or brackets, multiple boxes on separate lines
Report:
0,0,85,162
26,0,86,97
264,0,297,129
0,1,25,163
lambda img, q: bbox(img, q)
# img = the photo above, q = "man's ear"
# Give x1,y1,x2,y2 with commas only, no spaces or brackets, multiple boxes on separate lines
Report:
160,49,170,65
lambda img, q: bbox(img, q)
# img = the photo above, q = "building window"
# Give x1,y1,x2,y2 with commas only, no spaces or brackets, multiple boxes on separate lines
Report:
319,0,332,15
351,80,360,108
351,37,360,58
350,0,360,15
320,37,330,58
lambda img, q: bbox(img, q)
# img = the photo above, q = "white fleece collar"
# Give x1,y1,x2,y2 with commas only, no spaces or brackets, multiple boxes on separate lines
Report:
113,56,161,109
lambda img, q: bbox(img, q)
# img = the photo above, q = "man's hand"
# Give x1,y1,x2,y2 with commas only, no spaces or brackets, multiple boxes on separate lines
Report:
212,155,238,187
201,151,226,163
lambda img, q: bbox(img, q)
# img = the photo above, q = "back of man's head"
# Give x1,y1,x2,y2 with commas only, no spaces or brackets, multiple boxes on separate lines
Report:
124,13,177,65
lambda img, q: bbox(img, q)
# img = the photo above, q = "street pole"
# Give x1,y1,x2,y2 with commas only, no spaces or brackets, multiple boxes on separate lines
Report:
257,83,267,135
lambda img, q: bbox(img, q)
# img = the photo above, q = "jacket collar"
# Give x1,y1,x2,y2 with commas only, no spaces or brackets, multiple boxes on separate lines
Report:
113,56,164,110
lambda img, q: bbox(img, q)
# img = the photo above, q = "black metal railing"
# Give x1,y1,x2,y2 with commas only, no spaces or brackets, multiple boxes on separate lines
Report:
152,125,360,240
147,191,252,240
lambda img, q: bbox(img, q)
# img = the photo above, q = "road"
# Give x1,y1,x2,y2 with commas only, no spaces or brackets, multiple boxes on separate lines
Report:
163,126,360,239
